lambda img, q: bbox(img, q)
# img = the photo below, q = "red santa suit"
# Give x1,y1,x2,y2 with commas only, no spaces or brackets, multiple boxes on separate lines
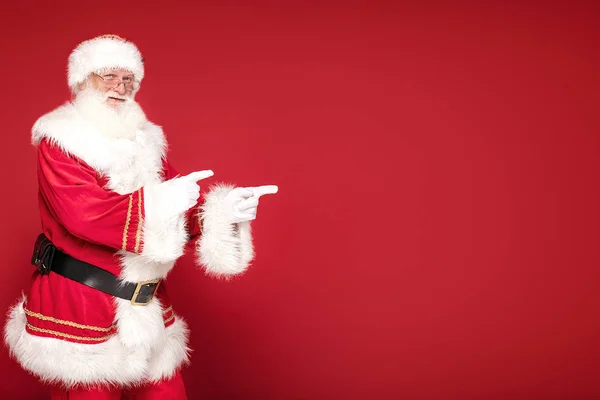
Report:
3,35,256,398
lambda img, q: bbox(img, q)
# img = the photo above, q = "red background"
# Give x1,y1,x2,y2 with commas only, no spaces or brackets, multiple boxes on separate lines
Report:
1,1,599,399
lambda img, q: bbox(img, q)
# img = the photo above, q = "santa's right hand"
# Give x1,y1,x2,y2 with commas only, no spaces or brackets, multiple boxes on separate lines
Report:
167,170,214,212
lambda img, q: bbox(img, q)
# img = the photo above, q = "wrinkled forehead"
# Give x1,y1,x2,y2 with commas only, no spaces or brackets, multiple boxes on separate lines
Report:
95,67,136,77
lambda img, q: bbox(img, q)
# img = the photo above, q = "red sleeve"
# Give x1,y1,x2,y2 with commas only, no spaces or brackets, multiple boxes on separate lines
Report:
38,140,145,254
161,159,202,242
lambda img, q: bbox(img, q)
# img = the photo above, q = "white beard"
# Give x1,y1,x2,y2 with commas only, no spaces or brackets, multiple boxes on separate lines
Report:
73,88,147,140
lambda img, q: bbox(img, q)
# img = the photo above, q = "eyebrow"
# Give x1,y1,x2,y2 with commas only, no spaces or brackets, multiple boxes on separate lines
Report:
102,71,135,78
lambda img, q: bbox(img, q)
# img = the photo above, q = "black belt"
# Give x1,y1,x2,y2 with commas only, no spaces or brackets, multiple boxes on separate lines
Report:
31,234,160,306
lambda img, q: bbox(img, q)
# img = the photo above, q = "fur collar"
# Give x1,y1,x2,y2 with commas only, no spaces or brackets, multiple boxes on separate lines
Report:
32,102,168,194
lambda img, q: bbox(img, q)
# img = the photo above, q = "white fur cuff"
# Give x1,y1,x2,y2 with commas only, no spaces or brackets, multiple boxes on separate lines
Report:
141,184,189,264
197,185,255,277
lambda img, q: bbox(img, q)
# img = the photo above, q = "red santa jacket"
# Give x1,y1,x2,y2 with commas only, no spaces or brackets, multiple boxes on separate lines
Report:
4,102,255,389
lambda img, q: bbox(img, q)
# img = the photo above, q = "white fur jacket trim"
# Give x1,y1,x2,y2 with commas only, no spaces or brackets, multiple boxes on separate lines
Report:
1,102,255,388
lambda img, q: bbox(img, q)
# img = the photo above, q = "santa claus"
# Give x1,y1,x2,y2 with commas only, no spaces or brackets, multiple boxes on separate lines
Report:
3,34,277,399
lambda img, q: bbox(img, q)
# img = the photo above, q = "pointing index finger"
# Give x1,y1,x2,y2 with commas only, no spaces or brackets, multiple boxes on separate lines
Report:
186,170,214,182
251,185,279,198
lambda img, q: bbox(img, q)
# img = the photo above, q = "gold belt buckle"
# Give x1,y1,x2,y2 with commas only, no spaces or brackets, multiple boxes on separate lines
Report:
131,279,161,306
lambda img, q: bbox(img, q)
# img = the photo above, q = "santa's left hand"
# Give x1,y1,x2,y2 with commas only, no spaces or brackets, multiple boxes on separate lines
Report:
223,185,278,223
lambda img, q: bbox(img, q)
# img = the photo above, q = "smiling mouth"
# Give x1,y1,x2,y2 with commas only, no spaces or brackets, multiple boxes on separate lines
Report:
108,97,126,102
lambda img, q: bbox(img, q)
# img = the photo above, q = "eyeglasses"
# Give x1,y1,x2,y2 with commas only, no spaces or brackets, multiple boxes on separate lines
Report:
93,73,139,90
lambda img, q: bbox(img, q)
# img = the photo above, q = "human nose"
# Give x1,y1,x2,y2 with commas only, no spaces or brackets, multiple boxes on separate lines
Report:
113,82,127,95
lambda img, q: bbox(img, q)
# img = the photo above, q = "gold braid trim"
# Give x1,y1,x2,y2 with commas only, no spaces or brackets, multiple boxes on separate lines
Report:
164,314,175,325
134,188,143,253
24,308,116,332
162,306,173,315
26,323,116,342
122,194,134,251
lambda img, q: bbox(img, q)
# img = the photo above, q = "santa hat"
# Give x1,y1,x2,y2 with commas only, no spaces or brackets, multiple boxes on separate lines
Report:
67,34,145,88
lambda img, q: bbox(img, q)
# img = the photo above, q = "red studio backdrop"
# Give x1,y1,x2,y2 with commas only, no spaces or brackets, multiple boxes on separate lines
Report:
0,1,599,399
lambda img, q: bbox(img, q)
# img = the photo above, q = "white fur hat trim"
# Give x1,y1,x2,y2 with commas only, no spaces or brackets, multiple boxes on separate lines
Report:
67,34,144,87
